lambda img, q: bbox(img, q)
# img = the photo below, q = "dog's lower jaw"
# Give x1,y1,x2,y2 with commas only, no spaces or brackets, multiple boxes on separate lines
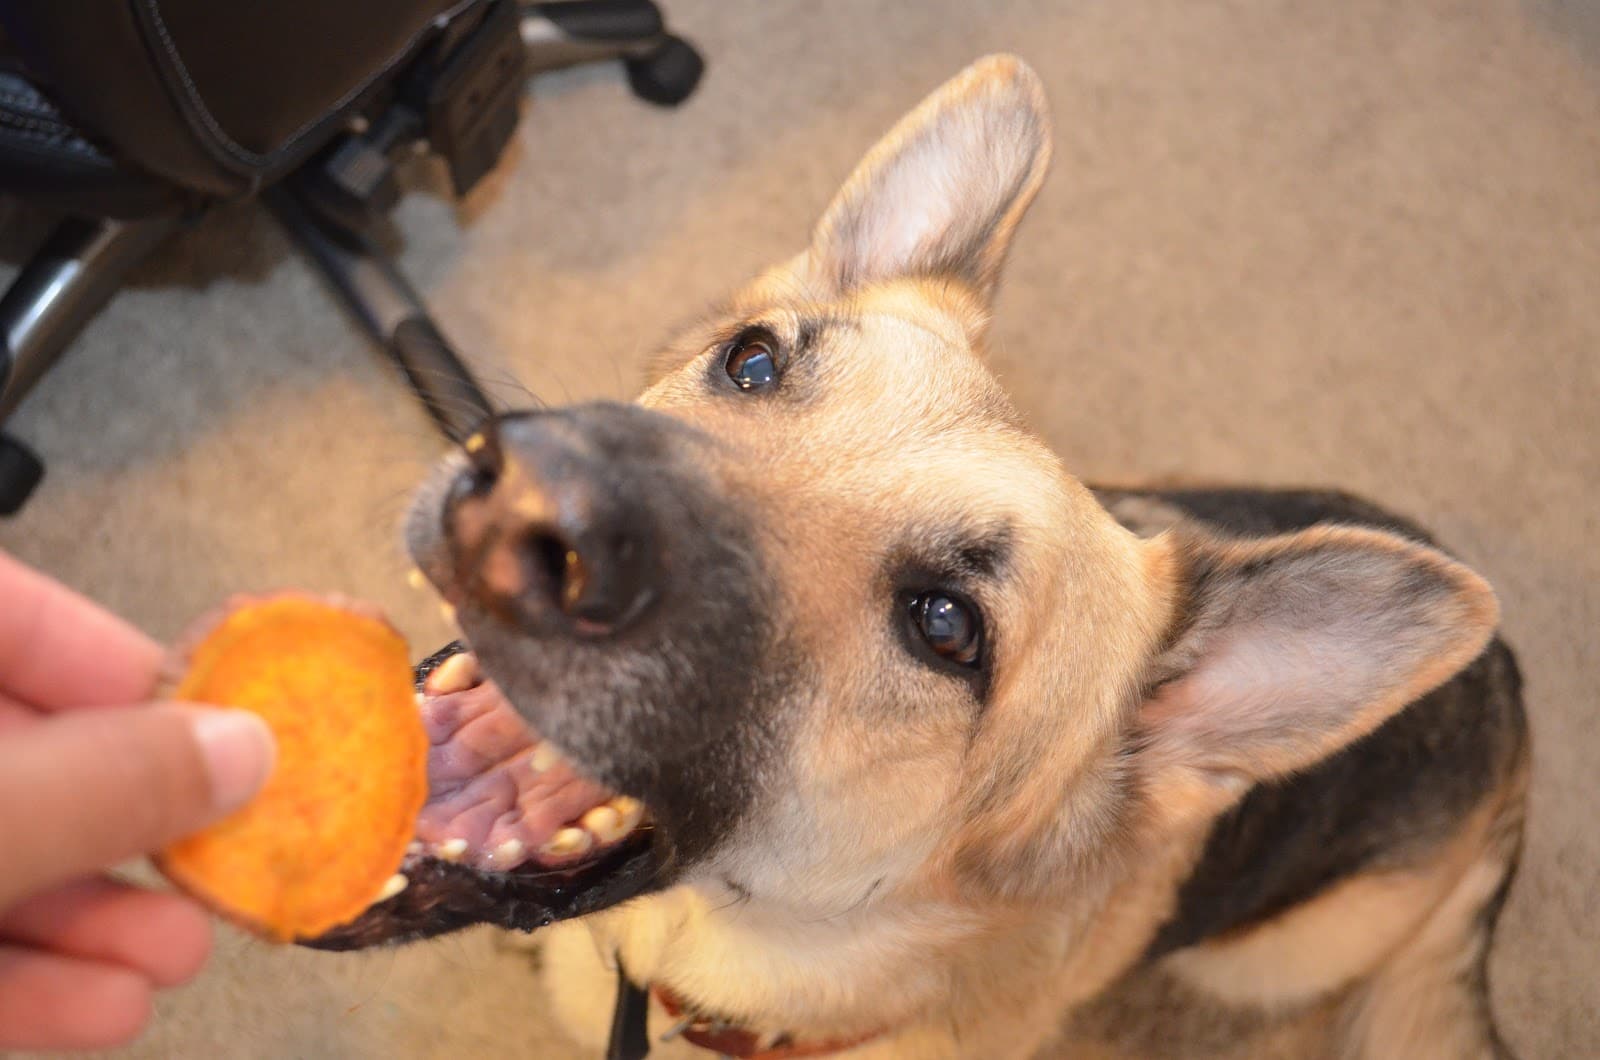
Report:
538,887,1082,1060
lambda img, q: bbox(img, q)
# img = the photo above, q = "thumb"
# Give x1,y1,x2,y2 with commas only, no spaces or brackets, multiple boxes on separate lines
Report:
0,706,275,911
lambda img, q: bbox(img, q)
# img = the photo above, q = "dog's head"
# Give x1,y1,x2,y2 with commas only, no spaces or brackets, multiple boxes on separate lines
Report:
313,56,1497,949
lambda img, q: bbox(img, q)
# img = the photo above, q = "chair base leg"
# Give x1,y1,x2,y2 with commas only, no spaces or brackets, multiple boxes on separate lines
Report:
0,214,179,515
0,432,43,516
521,1,704,105
265,187,495,445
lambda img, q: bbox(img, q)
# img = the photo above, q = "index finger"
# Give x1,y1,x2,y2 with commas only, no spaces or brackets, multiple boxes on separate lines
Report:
0,551,162,710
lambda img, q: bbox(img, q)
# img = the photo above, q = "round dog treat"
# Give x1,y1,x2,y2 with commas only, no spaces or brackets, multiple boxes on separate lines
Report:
156,594,427,942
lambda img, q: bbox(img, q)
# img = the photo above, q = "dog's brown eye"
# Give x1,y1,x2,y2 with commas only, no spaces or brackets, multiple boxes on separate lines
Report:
725,331,780,391
910,591,981,667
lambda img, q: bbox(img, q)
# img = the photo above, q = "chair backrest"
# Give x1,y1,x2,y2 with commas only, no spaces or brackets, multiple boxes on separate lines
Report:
0,0,477,198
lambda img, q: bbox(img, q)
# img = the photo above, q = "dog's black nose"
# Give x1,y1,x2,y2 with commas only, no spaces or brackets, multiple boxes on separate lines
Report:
446,411,657,635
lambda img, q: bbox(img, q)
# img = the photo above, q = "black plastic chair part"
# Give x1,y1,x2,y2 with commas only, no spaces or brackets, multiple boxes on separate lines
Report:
0,0,703,515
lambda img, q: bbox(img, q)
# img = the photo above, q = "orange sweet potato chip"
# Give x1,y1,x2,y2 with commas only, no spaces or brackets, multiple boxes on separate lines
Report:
156,594,427,942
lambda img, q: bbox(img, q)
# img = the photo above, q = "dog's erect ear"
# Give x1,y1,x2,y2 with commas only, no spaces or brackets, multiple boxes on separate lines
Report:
805,54,1051,306
1138,527,1500,789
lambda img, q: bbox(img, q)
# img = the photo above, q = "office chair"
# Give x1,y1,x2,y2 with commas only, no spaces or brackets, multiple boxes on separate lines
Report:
0,0,703,515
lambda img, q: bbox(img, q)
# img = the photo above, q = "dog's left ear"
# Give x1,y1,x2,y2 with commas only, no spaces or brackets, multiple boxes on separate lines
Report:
1137,526,1500,792
805,54,1052,308
957,525,1499,904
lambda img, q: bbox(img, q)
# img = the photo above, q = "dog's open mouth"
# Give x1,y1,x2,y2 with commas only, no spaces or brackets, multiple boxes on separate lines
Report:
305,643,662,949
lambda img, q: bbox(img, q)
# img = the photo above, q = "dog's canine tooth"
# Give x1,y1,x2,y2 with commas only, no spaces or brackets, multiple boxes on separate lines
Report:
439,601,457,625
492,838,526,866
540,827,593,858
580,805,629,843
425,652,480,695
529,741,563,773
609,796,645,832
406,841,423,857
406,568,427,591
376,873,408,903
436,837,469,862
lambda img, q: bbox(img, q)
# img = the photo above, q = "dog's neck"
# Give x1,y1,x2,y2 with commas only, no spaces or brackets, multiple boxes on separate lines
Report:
596,882,1001,1029
590,790,1228,1055
643,980,889,1059
590,876,1107,1057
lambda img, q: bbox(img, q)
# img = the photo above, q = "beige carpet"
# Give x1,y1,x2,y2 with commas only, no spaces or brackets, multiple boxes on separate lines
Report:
2,0,1596,1055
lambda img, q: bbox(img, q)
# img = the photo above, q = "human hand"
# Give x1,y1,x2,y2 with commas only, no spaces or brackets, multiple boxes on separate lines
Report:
0,550,275,1050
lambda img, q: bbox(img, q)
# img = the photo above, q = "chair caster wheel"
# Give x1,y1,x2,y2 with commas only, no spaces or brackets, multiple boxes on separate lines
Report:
0,433,44,516
625,36,703,106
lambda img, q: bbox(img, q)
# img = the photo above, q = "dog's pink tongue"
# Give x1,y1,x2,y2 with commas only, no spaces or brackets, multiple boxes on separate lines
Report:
412,661,624,871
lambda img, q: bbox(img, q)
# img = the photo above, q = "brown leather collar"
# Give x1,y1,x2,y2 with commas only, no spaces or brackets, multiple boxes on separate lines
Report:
652,984,888,1059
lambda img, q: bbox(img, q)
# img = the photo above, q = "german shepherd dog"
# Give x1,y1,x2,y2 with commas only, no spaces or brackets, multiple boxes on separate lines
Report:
314,56,1529,1059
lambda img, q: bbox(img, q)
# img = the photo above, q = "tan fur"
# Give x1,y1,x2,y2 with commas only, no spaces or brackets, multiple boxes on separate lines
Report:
533,55,1522,1059
1165,794,1504,1007
1334,752,1530,1060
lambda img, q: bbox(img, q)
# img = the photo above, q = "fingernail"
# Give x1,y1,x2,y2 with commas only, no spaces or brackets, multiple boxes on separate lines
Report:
189,710,276,813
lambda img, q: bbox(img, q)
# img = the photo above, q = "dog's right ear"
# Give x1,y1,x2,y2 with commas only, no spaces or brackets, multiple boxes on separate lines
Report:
803,55,1052,309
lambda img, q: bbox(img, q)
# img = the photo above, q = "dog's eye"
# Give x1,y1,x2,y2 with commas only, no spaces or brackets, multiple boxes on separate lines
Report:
724,329,780,391
909,591,982,667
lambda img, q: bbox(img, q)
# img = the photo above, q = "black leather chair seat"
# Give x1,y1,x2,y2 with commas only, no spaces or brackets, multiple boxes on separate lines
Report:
0,63,181,218
0,0,467,199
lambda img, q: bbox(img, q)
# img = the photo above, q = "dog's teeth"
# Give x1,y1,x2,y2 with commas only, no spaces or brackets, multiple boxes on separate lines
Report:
492,838,526,866
406,841,423,857
406,568,428,591
376,873,408,903
609,796,645,832
436,837,469,862
414,691,428,706
539,827,592,858
425,652,480,695
439,602,457,625
580,805,629,843
529,742,563,773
